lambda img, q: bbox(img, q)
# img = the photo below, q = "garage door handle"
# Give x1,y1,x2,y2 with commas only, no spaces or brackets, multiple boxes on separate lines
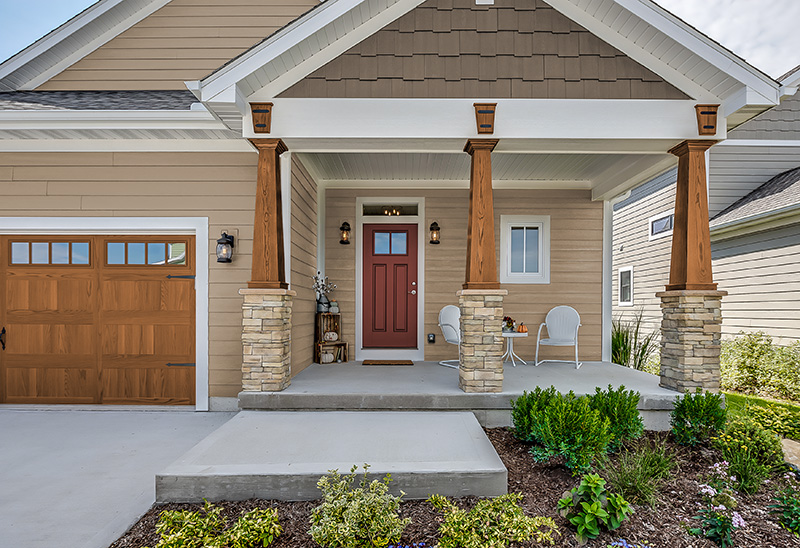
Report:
0,327,5,350
166,275,196,279
166,362,195,367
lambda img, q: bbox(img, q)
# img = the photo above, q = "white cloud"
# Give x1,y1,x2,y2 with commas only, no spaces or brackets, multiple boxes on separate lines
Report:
656,0,800,79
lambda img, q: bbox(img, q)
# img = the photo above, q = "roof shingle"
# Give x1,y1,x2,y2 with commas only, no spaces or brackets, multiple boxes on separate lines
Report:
711,166,800,227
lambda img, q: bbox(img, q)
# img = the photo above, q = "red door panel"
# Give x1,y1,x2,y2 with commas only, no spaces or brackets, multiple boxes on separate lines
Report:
363,224,417,348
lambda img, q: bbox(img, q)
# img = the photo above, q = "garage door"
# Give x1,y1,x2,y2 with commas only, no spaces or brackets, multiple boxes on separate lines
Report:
0,235,195,405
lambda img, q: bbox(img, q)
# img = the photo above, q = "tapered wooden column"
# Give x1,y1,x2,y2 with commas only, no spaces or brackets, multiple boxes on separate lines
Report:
463,139,499,290
248,138,288,289
666,139,718,291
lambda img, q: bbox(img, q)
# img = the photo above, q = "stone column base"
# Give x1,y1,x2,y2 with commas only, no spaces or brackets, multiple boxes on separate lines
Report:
239,288,295,392
457,289,508,393
657,289,727,392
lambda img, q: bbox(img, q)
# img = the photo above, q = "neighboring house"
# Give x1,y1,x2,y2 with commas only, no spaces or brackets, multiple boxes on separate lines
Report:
613,67,800,343
0,0,789,409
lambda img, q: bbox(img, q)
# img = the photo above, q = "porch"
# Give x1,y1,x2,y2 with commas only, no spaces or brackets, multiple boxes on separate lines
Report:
239,360,678,430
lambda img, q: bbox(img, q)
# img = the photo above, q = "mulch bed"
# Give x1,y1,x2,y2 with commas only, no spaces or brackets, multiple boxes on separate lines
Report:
110,429,800,548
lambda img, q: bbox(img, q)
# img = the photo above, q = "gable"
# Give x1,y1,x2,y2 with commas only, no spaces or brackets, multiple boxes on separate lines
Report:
729,92,800,140
279,0,688,99
37,0,318,91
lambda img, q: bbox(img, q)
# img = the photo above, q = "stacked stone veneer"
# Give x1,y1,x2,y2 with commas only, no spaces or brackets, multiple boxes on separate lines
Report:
657,290,727,392
457,289,507,393
239,288,295,392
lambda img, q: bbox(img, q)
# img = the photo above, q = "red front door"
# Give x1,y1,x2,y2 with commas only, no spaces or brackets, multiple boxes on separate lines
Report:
363,224,418,348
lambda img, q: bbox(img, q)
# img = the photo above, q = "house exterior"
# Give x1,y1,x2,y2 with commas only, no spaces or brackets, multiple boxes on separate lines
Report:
0,0,788,410
613,67,800,343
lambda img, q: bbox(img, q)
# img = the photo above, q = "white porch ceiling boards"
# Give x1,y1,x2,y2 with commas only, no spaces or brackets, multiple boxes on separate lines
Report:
302,150,671,192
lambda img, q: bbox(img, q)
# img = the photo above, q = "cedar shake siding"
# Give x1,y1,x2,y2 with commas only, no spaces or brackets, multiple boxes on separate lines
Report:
38,0,318,91
325,188,603,363
280,0,688,99
728,93,800,141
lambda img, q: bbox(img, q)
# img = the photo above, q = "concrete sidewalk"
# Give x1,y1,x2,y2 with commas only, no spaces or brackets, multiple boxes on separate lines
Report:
0,407,234,548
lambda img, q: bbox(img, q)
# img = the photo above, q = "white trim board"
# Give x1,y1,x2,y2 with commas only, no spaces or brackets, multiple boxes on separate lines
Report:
354,197,425,362
0,216,210,411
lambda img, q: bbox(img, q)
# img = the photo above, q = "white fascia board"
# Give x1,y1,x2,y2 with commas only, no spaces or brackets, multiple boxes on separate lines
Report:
198,0,411,100
0,139,252,153
710,204,800,241
320,179,593,189
0,110,225,131
715,139,800,148
0,0,172,91
617,0,779,100
257,98,715,142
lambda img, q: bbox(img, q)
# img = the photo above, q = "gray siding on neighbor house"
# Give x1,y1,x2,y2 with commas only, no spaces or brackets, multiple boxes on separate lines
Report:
728,93,800,141
708,144,800,218
611,177,675,335
712,223,800,343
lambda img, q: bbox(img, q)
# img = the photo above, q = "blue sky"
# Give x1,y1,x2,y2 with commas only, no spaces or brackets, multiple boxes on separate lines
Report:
0,0,798,79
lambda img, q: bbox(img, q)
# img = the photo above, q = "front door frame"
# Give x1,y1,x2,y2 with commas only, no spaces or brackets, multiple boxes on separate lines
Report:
0,217,209,410
355,197,425,362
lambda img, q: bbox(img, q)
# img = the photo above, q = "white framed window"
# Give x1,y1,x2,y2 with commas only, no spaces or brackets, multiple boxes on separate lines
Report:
618,266,633,306
499,215,550,284
648,212,674,240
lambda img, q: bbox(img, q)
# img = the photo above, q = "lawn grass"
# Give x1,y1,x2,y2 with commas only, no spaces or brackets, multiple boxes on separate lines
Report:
724,391,800,441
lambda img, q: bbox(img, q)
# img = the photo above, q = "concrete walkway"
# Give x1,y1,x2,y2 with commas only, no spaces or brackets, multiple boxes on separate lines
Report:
0,407,234,548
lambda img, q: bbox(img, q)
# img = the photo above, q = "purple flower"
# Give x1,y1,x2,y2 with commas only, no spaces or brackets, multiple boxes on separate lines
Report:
732,511,746,529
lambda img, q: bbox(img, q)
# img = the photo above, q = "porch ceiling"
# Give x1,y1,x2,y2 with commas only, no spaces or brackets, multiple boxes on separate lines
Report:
301,150,676,198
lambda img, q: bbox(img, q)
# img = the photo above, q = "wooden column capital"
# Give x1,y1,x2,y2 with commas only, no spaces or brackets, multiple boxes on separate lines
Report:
464,139,499,155
463,139,500,290
666,139,718,291
248,138,289,290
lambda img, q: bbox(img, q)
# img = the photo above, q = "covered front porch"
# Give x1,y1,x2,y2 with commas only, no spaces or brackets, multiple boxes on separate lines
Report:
239,360,678,430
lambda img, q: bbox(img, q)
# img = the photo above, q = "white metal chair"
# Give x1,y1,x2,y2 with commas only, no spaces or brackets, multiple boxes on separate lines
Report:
535,305,582,369
438,305,461,369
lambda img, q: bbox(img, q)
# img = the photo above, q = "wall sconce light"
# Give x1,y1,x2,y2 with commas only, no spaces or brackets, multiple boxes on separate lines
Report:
216,232,235,263
339,222,351,244
429,221,441,244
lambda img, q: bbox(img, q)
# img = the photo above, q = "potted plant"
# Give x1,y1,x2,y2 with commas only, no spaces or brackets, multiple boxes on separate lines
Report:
312,272,337,313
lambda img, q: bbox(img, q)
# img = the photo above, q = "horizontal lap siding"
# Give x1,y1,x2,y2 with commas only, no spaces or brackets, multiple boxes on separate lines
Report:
712,225,800,343
290,156,317,376
612,183,674,335
325,188,602,362
709,145,800,218
0,151,258,398
38,0,317,90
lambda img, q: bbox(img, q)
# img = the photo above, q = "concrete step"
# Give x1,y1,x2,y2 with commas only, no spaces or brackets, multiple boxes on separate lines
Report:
156,411,507,502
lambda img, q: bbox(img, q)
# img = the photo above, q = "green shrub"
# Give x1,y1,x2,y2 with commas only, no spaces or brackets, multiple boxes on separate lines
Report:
600,438,677,506
721,331,800,403
611,311,658,371
149,501,282,548
528,391,613,475
725,392,800,441
588,385,644,451
557,473,633,544
771,481,800,535
715,415,784,471
309,465,410,548
670,389,726,446
428,493,558,548
510,386,558,442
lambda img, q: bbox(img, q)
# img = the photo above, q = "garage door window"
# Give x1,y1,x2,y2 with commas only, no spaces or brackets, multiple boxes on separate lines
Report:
105,240,187,266
9,241,90,265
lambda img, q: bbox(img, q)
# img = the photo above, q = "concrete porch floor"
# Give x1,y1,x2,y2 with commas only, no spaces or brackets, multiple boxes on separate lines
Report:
239,360,680,430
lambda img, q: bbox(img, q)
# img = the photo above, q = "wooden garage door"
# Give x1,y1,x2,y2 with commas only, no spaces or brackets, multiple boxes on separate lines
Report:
0,236,195,405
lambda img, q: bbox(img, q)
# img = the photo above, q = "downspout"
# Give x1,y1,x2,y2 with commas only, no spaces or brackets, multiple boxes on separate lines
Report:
601,189,631,362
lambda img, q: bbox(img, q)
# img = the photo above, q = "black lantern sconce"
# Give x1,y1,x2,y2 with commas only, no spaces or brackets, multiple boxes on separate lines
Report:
216,232,235,263
339,222,351,244
429,221,441,244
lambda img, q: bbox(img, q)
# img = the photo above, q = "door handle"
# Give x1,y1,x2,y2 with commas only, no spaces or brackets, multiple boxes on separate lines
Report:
409,290,417,295
0,327,5,351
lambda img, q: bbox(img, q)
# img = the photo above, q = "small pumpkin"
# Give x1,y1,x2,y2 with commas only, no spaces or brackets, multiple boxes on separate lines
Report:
517,322,528,334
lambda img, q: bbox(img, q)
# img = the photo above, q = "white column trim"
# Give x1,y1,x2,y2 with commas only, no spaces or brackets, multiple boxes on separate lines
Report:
0,216,210,411
281,151,292,287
